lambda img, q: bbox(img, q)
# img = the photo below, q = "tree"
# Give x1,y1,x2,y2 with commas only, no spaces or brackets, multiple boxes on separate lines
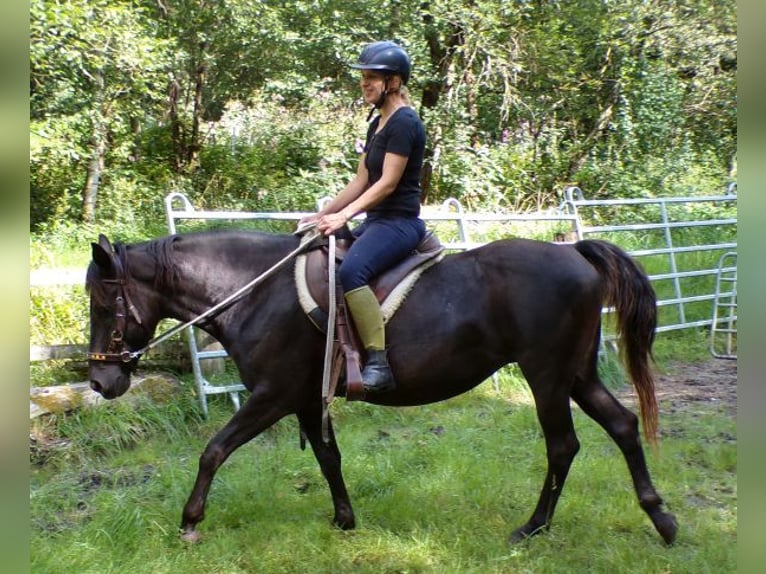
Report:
29,0,736,230
30,0,170,223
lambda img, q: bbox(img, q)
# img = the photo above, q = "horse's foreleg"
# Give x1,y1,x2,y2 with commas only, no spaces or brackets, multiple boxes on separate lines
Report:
511,388,580,544
572,376,678,545
297,405,356,530
180,392,289,543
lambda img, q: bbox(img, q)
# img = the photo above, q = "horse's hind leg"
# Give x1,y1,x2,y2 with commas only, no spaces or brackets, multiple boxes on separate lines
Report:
511,366,581,543
179,389,290,542
572,372,678,545
296,403,355,529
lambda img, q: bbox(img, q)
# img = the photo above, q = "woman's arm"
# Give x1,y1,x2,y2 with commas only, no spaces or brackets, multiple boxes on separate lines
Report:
317,152,407,235
298,156,369,228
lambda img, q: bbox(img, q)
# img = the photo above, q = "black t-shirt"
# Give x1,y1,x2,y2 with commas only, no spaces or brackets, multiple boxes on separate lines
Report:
363,107,426,218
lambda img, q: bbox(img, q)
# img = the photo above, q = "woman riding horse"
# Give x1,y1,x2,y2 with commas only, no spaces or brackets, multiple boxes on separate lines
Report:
300,41,426,396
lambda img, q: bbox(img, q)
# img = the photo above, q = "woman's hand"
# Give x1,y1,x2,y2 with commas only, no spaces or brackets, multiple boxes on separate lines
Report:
298,213,319,227
294,213,320,235
317,211,350,235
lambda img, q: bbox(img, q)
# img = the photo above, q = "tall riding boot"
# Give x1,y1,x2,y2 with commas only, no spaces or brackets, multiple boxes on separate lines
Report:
344,286,396,394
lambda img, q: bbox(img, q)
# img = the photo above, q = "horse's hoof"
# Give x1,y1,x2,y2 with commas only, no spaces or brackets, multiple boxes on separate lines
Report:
509,522,546,545
509,530,529,545
333,516,356,531
655,512,679,546
180,528,202,544
508,526,538,546
332,504,356,530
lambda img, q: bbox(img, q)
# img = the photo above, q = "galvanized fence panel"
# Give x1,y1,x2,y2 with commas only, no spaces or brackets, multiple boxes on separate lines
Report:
560,186,737,335
164,188,736,414
710,252,738,359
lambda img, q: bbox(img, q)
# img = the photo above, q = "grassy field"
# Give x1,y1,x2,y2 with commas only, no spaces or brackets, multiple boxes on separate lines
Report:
29,351,736,574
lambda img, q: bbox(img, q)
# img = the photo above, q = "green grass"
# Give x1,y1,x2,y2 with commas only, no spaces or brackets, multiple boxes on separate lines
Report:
30,358,736,573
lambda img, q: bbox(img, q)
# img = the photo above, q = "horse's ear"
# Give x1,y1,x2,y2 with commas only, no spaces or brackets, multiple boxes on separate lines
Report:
98,234,113,253
92,234,114,269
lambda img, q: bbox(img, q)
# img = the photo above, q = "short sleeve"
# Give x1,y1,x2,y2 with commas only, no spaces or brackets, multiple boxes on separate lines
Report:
385,113,418,158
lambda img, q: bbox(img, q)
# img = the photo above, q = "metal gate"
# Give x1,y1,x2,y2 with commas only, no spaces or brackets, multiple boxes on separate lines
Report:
561,185,737,334
710,252,738,359
165,187,736,415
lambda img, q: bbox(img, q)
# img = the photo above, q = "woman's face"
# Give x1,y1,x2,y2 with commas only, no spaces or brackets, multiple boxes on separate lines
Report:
359,71,386,104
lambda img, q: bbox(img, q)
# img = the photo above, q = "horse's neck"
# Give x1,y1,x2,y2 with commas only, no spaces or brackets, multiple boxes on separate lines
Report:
152,232,295,332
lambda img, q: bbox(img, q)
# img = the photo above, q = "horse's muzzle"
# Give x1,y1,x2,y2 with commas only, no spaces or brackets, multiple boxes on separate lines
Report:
89,369,131,400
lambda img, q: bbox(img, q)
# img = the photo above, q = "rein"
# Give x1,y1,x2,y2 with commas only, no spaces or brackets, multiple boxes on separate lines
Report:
320,234,337,443
89,228,321,364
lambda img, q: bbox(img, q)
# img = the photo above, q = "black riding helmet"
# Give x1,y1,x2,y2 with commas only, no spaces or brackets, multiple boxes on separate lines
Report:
349,41,411,85
350,41,411,117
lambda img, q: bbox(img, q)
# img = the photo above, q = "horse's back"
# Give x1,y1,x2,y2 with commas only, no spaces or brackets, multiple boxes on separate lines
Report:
371,238,603,406
408,238,601,308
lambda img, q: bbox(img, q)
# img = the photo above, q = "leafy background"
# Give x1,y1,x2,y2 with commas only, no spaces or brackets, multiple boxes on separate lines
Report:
30,0,736,242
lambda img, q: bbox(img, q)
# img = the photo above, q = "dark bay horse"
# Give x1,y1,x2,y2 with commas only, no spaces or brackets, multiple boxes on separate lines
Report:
86,230,678,545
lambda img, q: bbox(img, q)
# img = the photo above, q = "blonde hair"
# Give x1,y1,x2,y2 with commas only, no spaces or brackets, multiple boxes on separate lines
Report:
389,76,413,107
400,86,413,107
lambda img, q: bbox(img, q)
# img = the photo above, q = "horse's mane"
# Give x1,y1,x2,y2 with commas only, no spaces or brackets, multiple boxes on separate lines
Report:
86,230,294,305
86,235,181,305
149,235,180,292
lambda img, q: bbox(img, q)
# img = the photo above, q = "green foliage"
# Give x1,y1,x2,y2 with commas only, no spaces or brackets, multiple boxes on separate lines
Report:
653,329,715,365
30,0,736,233
63,394,199,462
30,286,89,346
30,0,174,226
179,91,363,213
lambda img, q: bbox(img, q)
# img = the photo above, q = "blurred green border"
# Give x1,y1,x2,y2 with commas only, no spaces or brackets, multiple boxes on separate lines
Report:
736,1,762,572
1,2,31,572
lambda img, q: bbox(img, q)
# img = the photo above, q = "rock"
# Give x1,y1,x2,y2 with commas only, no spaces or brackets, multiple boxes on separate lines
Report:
30,371,182,418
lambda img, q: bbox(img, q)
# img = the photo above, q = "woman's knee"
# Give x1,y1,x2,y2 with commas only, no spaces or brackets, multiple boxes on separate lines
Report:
339,263,367,292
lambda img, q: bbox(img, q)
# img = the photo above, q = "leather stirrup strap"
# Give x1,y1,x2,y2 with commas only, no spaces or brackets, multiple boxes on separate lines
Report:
336,294,365,401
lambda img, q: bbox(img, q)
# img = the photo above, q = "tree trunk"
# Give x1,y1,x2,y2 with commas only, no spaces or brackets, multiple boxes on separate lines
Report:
81,133,105,223
464,65,479,148
168,77,184,173
419,2,465,202
81,75,107,223
187,59,206,170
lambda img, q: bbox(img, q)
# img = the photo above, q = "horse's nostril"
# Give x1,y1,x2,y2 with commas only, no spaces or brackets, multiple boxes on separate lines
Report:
90,380,102,394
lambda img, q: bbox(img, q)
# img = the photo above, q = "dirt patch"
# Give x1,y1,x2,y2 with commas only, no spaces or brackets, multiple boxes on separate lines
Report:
618,358,737,417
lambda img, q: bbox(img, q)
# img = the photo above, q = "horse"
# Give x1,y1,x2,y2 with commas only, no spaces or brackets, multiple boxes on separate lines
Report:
85,230,678,545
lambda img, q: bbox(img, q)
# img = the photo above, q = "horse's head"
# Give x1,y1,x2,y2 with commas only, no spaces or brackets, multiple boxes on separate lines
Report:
86,234,152,399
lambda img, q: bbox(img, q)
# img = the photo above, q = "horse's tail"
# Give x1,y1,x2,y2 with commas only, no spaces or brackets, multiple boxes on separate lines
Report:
575,239,659,446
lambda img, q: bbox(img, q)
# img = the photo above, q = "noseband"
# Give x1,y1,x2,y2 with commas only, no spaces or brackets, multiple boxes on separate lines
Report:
88,245,144,364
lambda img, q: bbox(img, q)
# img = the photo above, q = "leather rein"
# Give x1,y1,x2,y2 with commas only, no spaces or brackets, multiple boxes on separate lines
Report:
88,229,321,365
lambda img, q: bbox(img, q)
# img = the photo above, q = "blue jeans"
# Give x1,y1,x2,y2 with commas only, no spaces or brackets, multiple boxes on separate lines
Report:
339,216,426,292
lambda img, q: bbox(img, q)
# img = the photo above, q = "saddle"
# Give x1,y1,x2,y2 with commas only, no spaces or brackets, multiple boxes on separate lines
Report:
295,230,444,333
294,230,444,402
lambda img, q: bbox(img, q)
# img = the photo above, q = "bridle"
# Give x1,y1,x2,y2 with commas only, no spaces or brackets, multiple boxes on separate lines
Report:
88,244,145,365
